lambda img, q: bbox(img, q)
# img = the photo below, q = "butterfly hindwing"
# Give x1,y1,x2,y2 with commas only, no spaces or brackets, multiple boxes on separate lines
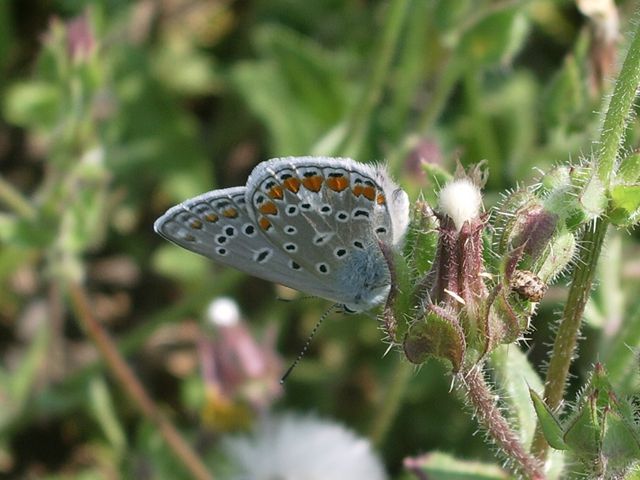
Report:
245,157,407,309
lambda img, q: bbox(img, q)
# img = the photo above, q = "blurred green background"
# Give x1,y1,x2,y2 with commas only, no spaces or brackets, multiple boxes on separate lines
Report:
1,0,640,478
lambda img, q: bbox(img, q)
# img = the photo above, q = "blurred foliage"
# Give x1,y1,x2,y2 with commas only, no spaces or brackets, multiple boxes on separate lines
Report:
1,0,640,478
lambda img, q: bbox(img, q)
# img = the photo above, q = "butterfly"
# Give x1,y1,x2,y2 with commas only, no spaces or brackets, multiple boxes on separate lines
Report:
154,157,409,313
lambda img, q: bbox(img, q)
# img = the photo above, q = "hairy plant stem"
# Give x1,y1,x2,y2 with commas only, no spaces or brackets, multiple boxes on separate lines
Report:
67,282,213,480
531,219,608,458
461,364,545,479
597,19,640,186
532,17,640,460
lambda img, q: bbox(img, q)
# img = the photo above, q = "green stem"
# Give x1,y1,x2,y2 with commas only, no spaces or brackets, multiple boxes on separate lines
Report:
338,0,411,158
368,358,413,447
532,219,608,458
0,175,37,220
533,18,640,460
597,21,640,186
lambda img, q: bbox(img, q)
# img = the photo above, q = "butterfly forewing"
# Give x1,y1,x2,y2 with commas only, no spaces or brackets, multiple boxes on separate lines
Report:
154,186,344,300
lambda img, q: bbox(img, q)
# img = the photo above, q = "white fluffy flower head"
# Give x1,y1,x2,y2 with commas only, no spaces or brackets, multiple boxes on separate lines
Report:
438,178,483,231
223,413,388,480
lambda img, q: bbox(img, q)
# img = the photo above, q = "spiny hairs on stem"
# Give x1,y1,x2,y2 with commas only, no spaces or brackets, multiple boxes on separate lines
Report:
458,364,545,479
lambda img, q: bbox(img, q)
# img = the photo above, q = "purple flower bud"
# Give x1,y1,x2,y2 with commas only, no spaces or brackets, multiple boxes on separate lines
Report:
199,298,282,428
66,13,95,63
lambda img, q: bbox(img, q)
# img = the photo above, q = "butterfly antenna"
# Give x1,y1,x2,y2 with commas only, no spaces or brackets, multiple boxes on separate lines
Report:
280,304,336,384
276,295,318,303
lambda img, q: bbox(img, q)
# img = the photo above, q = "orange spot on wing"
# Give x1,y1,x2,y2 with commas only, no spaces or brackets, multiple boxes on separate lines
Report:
352,185,364,197
268,185,284,199
283,177,301,193
302,175,323,192
205,214,218,223
376,193,386,205
222,208,238,218
259,217,272,231
190,219,203,229
362,186,376,201
326,176,349,192
259,201,278,215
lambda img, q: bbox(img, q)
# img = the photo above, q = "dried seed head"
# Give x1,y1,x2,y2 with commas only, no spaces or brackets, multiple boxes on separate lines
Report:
438,178,483,231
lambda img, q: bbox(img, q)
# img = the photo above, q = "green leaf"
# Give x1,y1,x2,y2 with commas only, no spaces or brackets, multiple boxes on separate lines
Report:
579,174,608,221
3,81,62,129
456,10,530,67
601,407,640,472
403,306,465,371
563,397,600,459
529,388,568,450
536,228,576,283
230,24,350,155
404,201,438,278
604,299,640,391
231,60,320,154
87,376,127,455
610,184,640,211
609,184,640,226
490,346,543,447
404,451,509,479
255,25,348,126
10,320,49,405
542,53,589,132
617,153,640,183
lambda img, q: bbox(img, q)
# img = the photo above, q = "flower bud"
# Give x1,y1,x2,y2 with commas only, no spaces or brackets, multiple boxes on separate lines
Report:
403,305,465,372
199,298,282,431
493,189,559,267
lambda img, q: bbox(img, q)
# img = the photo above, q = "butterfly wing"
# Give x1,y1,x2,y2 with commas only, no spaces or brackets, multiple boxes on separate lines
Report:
153,186,345,300
244,157,409,310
